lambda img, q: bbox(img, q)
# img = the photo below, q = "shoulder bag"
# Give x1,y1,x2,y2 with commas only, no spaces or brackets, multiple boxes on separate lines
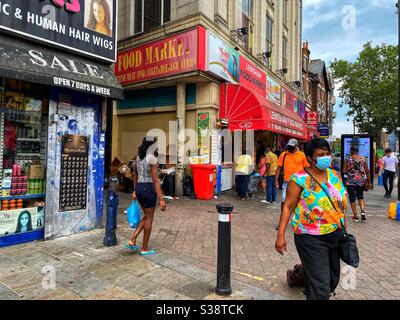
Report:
304,168,359,268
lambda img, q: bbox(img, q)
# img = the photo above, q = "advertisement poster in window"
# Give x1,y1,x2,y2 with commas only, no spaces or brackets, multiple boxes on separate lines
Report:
197,112,210,160
286,90,295,113
207,31,240,83
0,207,44,237
266,76,281,105
0,0,117,62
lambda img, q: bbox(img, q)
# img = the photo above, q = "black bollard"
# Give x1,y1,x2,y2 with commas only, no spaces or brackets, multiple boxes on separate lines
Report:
215,203,233,296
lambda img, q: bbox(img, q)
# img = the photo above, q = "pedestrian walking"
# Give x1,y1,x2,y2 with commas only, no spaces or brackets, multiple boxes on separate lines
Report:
125,136,167,255
261,147,278,204
342,146,371,222
274,139,309,229
275,138,349,300
380,148,398,198
235,152,253,200
258,154,267,193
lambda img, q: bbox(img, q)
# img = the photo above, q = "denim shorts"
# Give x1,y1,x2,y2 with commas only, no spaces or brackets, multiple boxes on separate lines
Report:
136,183,157,209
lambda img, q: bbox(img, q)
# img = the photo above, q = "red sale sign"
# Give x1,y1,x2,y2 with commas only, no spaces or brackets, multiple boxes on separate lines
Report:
239,56,266,97
306,111,319,129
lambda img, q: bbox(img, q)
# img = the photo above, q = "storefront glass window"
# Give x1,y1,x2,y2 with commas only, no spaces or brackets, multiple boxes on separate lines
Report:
0,79,48,238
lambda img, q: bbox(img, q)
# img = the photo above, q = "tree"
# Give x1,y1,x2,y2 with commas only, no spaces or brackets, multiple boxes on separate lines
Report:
330,43,398,141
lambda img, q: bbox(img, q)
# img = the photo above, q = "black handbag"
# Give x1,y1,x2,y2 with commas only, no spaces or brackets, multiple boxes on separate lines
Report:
304,169,360,268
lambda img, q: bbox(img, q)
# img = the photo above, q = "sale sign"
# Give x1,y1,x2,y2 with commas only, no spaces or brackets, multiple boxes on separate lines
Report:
116,27,205,85
239,56,266,97
306,111,319,129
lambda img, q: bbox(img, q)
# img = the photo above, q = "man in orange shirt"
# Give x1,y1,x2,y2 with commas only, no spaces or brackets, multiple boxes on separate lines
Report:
274,139,309,229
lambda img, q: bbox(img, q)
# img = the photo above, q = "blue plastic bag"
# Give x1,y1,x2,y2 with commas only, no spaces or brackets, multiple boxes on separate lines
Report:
126,200,141,228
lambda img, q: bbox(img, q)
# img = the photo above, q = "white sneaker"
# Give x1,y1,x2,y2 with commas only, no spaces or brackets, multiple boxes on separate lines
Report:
261,200,268,203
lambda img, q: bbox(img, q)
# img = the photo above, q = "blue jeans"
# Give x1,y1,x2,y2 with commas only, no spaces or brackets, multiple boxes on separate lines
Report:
266,176,277,202
235,175,249,198
104,191,119,246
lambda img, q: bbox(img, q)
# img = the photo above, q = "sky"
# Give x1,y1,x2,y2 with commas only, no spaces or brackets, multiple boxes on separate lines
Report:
302,0,398,137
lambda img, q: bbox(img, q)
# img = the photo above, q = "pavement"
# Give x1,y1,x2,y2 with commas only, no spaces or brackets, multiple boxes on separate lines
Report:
1,182,400,300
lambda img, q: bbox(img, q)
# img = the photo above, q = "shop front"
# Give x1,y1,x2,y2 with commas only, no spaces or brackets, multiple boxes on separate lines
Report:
0,1,122,247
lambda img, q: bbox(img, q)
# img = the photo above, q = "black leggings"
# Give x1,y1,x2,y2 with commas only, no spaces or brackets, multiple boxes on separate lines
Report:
294,229,342,300
383,170,395,195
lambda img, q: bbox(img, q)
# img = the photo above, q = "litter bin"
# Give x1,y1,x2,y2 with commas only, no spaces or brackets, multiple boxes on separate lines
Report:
190,164,216,200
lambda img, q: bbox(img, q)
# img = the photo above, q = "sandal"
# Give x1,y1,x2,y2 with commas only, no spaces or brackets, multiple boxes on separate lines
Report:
350,216,359,222
124,243,138,252
140,248,158,256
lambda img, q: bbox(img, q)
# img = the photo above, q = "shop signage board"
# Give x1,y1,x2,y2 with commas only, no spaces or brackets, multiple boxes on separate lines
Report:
59,134,89,212
115,27,205,85
0,0,117,63
299,101,306,120
0,34,123,98
318,125,330,137
207,31,240,83
286,90,295,112
266,76,281,105
239,56,266,97
0,207,44,237
306,111,318,129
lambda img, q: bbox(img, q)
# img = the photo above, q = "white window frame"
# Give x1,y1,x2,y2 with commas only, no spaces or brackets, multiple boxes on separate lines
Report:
134,0,170,35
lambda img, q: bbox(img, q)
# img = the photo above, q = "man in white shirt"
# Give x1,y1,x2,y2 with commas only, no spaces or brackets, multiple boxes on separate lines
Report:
380,148,399,198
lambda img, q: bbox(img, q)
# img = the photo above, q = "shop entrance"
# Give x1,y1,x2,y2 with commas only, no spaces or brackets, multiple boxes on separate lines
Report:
44,89,102,239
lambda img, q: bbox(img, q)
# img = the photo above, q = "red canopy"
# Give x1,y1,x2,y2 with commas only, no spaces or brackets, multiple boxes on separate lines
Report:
219,84,309,140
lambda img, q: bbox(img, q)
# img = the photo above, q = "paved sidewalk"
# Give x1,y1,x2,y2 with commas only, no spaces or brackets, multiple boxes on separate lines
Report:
1,182,399,300
0,229,283,300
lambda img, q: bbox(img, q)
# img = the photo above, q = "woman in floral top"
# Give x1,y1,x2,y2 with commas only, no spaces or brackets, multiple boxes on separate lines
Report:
275,138,349,300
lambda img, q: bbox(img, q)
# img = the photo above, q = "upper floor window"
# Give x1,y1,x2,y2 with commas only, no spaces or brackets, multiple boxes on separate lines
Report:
134,0,171,34
282,36,288,69
283,0,288,26
242,0,252,50
266,14,273,67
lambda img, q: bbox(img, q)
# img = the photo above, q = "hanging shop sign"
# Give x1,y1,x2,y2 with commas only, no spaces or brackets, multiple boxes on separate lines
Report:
239,56,266,97
266,76,281,105
299,101,306,120
318,125,330,137
59,134,89,212
115,27,205,85
306,111,318,129
286,90,295,112
0,0,117,63
207,31,240,83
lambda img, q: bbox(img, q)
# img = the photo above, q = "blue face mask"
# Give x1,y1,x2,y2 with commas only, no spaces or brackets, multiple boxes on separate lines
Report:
315,156,332,170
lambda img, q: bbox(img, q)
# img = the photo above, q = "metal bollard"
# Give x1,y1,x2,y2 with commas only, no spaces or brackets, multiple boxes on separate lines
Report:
215,203,233,296
103,190,119,247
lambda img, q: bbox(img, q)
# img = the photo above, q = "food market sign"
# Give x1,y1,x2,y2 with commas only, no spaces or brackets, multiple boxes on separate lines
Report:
0,0,117,63
115,27,206,85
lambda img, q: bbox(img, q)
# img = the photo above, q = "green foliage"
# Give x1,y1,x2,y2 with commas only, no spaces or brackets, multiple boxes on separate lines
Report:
330,43,398,140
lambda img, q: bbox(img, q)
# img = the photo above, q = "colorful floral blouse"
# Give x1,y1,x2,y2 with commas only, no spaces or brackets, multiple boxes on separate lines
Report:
290,169,348,235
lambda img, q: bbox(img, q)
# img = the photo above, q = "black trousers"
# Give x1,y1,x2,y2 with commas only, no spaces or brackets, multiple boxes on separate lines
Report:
383,170,395,195
294,229,342,300
235,175,249,198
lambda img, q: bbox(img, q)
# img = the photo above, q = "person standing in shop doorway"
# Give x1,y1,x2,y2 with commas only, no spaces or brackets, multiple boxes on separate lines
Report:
274,139,309,230
261,147,278,204
380,148,398,199
343,145,371,222
235,152,253,200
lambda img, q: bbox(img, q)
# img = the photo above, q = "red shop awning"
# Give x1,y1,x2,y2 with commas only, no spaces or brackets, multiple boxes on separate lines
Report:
219,84,309,140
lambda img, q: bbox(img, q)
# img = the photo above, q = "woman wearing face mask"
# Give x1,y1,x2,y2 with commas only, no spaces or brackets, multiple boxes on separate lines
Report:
275,138,349,300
